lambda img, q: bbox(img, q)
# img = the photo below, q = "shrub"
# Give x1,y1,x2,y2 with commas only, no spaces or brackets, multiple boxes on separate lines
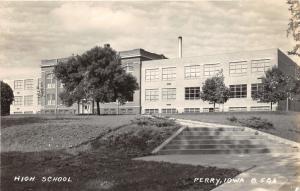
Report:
227,116,238,123
238,116,274,129
132,116,177,128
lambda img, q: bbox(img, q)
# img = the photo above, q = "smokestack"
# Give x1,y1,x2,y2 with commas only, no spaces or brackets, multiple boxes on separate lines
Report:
178,36,182,58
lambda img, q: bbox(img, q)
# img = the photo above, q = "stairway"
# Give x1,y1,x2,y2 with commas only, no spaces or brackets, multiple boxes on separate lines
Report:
157,126,299,155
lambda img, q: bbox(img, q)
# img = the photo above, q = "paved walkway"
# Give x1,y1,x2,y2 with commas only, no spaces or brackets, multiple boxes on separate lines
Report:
136,153,300,191
136,118,300,191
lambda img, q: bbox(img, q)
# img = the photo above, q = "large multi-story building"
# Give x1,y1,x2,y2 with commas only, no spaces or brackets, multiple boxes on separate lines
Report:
7,39,300,115
40,47,166,114
5,78,41,114
141,47,300,114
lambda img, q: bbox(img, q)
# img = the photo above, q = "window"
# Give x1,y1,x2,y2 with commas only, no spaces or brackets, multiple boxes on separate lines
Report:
251,59,271,72
230,84,247,98
24,111,33,114
127,108,133,114
145,68,159,81
24,95,33,106
58,81,64,88
251,83,263,98
24,79,33,90
162,67,176,81
46,94,56,105
110,109,117,114
161,108,177,114
144,109,159,114
127,93,134,102
185,87,200,100
38,96,41,105
184,108,200,113
229,61,247,74
229,107,247,112
14,80,23,89
123,63,134,74
184,65,201,79
145,89,159,101
46,73,56,89
14,96,23,105
162,88,176,100
120,109,127,114
204,64,221,76
250,106,270,111
203,108,219,112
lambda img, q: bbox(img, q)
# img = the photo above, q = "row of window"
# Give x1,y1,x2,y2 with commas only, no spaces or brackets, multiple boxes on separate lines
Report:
145,59,271,81
46,73,64,89
144,106,270,114
145,84,263,101
14,79,34,90
14,96,33,106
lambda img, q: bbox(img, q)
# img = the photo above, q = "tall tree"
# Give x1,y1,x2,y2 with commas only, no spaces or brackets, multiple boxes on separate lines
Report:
252,67,291,110
287,0,300,56
1,81,14,116
82,46,138,114
200,73,230,111
54,45,139,115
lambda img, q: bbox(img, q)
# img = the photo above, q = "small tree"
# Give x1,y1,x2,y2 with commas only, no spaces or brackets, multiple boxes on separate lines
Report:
252,67,290,110
1,81,14,116
201,73,230,111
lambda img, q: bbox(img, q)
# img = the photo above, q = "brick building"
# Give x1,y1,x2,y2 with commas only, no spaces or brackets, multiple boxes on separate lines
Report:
141,47,300,114
39,48,166,114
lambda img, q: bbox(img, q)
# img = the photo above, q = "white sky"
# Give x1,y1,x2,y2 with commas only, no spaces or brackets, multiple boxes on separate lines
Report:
0,0,299,80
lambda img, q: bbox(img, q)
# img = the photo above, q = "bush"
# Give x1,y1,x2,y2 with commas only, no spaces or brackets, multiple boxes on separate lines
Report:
132,116,177,127
227,116,238,123
238,116,274,129
101,116,180,156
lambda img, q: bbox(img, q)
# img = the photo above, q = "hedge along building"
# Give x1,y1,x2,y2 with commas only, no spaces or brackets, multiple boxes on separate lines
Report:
40,46,166,114
141,37,300,114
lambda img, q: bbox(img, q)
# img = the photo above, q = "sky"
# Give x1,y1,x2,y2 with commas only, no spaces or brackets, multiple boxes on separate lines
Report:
0,0,298,80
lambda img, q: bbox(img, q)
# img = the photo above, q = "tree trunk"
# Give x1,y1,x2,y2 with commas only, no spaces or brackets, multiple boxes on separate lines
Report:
77,100,80,115
92,100,95,114
82,102,84,114
270,102,273,111
213,102,216,112
96,101,100,115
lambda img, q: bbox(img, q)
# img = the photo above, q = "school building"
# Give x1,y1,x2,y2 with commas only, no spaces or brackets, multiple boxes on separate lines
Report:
141,47,300,114
5,78,42,114
39,47,166,114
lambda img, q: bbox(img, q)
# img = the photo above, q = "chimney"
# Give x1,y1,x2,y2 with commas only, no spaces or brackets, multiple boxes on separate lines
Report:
104,43,110,48
178,36,182,58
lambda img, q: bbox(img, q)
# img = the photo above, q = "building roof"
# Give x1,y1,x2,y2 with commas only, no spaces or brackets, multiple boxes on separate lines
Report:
41,48,167,67
119,48,167,60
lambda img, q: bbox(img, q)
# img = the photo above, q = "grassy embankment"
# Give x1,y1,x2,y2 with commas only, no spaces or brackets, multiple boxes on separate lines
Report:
172,111,300,143
1,115,240,191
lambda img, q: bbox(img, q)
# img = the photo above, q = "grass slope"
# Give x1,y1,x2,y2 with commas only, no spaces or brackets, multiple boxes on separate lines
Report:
1,115,240,191
172,111,300,143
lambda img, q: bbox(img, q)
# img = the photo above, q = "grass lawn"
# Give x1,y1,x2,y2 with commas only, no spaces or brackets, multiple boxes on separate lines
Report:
171,111,300,143
1,115,240,191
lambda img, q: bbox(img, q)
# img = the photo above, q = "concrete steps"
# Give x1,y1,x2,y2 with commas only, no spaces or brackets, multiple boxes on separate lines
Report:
156,126,299,155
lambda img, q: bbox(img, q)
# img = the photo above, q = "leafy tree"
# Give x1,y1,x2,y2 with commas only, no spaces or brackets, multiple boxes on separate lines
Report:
287,0,300,56
200,73,230,111
252,67,291,110
1,81,14,116
54,45,139,115
82,46,138,114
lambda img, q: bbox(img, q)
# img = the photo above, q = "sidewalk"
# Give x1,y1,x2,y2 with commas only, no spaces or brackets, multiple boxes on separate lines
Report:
136,153,300,191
